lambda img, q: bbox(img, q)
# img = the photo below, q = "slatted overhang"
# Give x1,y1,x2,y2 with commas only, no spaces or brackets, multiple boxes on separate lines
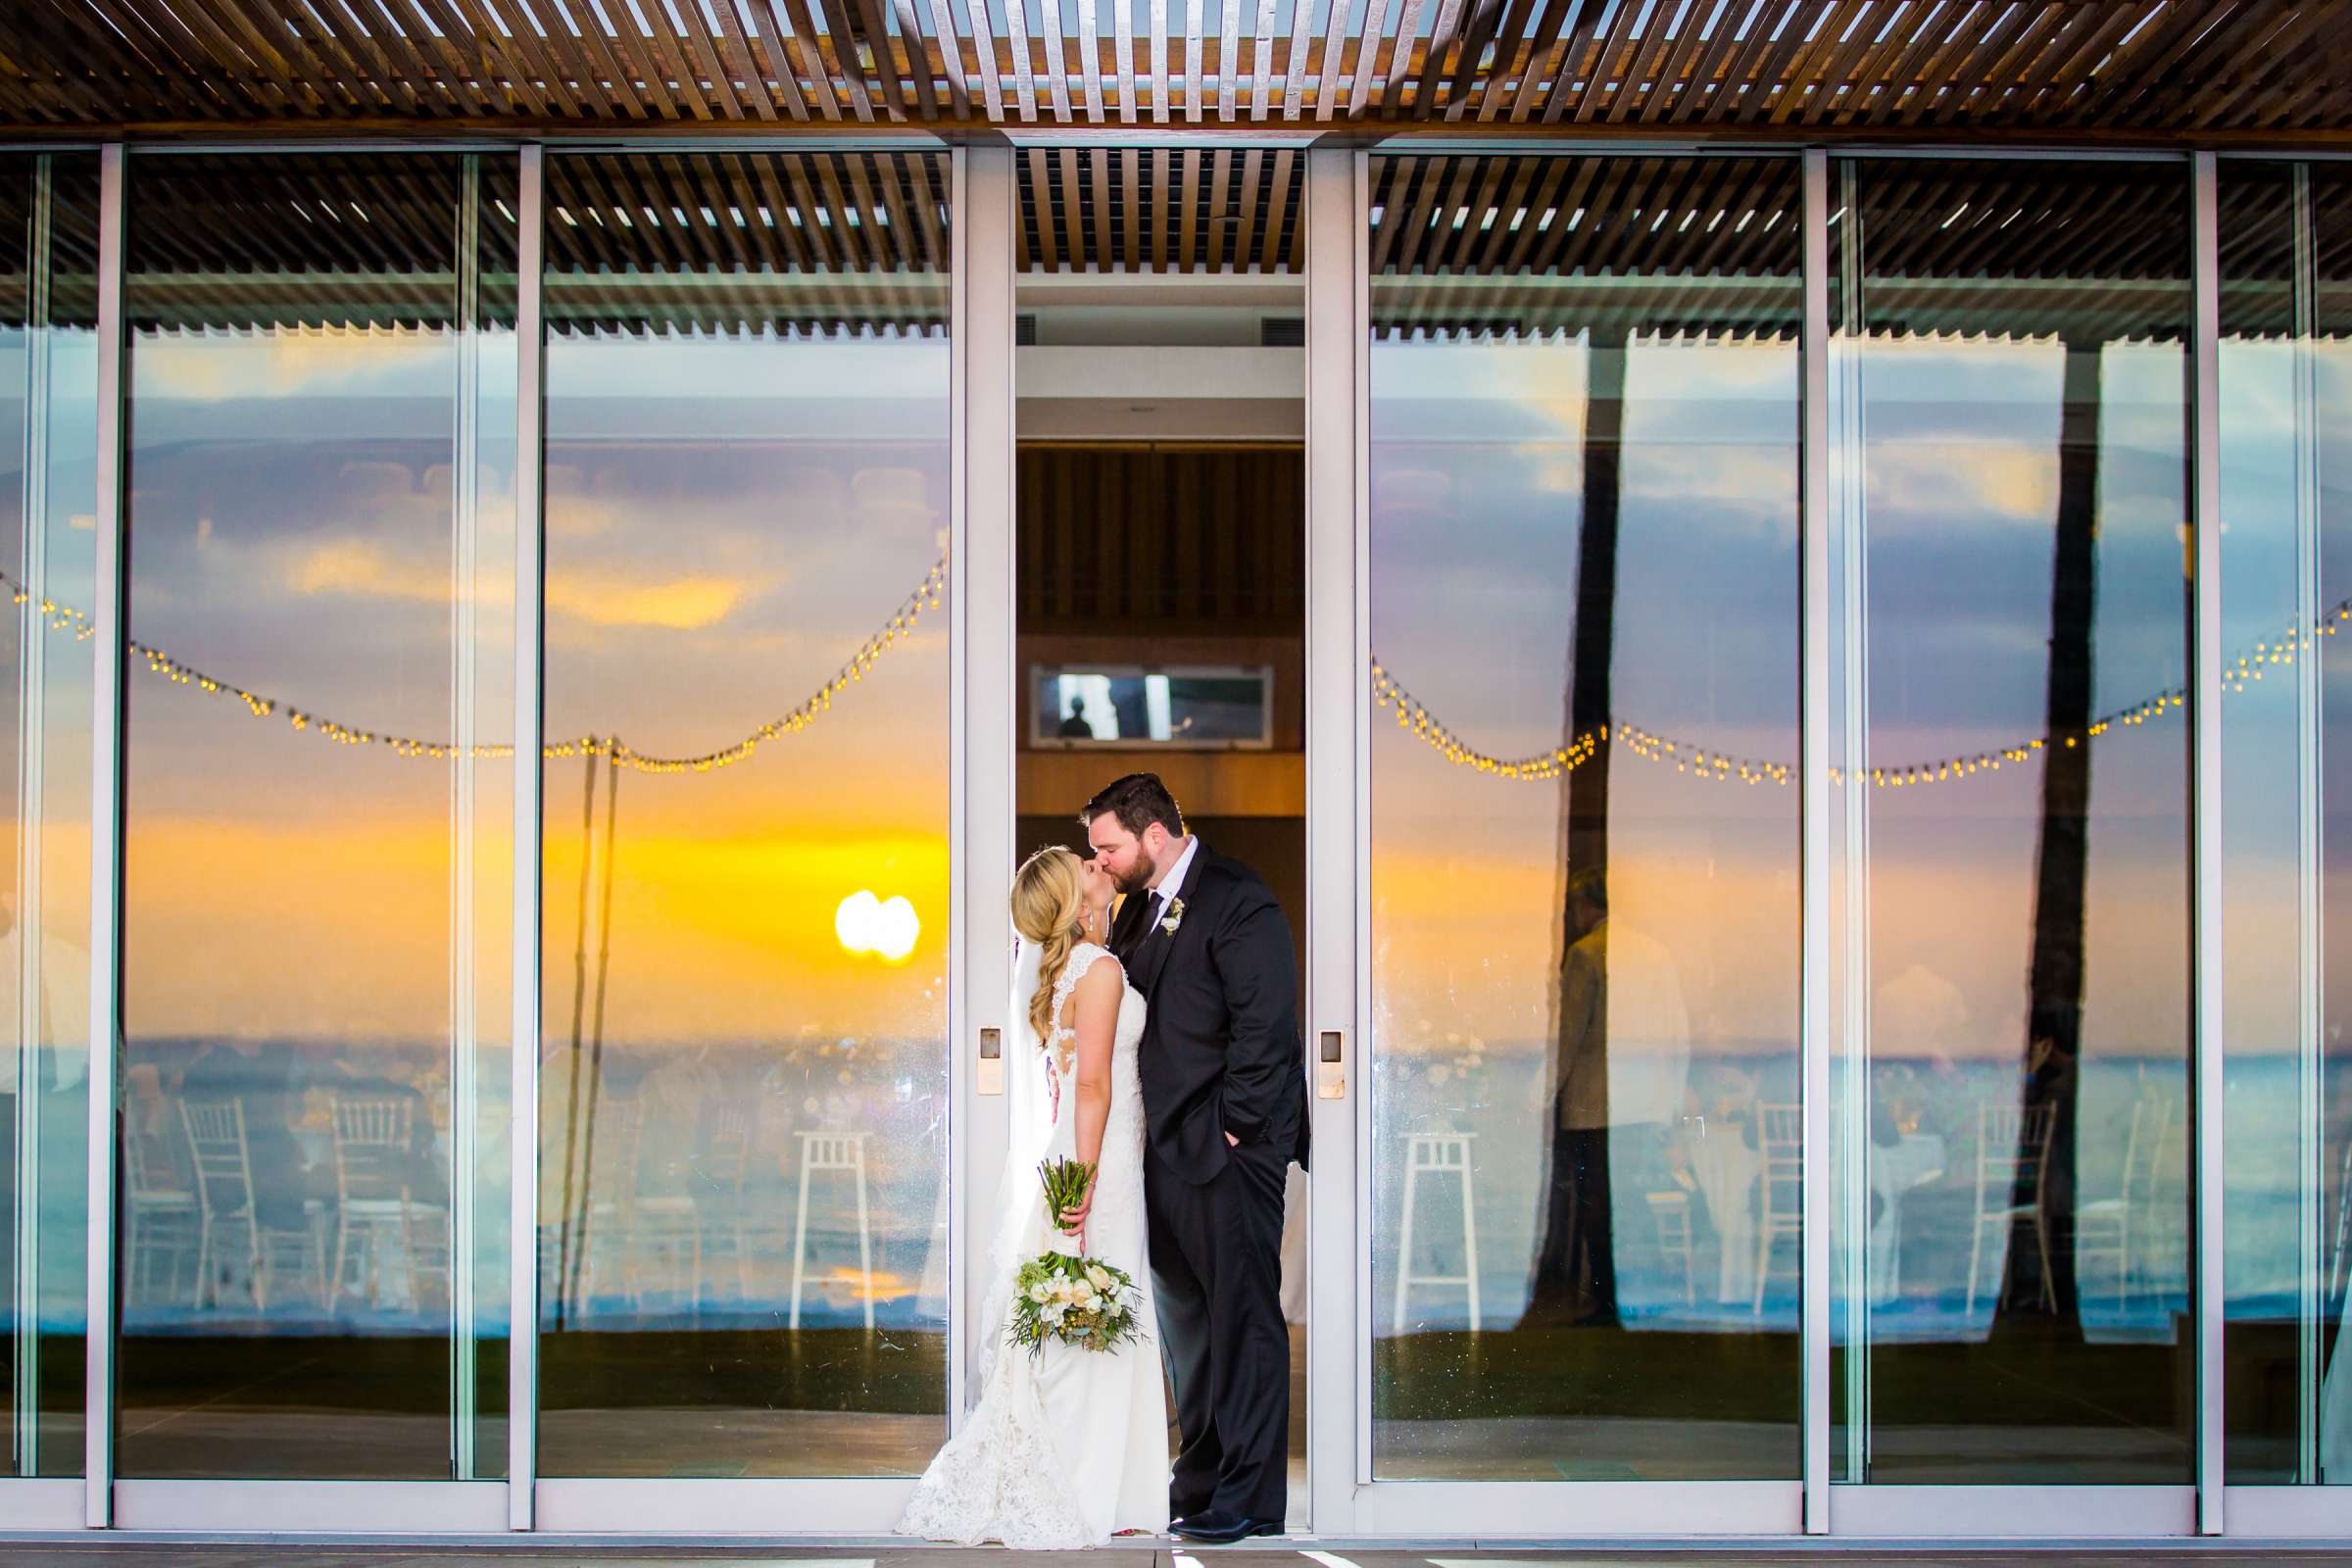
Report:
69,146,2247,334
1368,153,2199,343
5,1,2350,141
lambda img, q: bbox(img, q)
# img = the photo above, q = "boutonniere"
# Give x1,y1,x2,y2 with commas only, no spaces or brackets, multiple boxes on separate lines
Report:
1160,897,1186,937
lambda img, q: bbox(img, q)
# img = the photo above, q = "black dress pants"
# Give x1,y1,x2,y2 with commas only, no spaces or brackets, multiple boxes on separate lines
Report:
1146,1134,1291,1521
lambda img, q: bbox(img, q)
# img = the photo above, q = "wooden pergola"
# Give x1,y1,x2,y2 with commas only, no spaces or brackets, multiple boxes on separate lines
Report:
3,0,2348,142
6,4,2347,301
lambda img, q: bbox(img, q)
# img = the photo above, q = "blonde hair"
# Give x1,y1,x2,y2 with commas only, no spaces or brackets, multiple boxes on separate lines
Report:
1011,846,1089,1050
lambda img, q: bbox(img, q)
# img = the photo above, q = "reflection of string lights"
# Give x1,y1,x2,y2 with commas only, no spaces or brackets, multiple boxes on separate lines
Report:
6,559,945,775
1376,598,2352,790
1373,662,1790,785
551,560,946,775
21,566,2350,792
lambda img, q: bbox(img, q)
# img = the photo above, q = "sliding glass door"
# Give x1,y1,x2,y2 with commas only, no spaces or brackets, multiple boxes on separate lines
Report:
113,152,515,1521
530,148,956,1519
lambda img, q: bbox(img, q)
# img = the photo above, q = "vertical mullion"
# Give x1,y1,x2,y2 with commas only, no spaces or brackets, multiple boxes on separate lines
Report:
82,140,125,1533
956,143,1016,1428
2190,146,2226,1539
947,142,969,1426
1799,143,1832,1539
450,149,482,1487
1303,143,1360,1537
1833,153,1872,1493
2291,159,2325,1491
1350,147,1375,1496
13,150,51,1479
508,141,546,1534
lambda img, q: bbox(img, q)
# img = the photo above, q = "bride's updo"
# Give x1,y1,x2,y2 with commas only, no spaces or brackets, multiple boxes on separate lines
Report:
1011,846,1089,1049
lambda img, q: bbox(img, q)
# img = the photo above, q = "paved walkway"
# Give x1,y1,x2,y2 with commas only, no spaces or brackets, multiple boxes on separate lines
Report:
2,1545,2348,1567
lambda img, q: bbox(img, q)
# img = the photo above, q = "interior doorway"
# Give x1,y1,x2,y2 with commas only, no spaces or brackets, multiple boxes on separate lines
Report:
1011,264,1309,1525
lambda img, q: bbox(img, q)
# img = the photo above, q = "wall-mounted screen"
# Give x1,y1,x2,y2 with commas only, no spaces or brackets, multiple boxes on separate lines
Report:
1030,665,1273,750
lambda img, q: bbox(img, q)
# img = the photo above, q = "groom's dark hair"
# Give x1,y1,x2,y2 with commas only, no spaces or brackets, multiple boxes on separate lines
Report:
1081,772,1185,839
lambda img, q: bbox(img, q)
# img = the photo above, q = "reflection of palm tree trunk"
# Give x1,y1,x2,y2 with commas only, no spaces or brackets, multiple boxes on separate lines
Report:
553,750,601,1331
2014,343,2099,1322
557,750,623,1326
1527,328,1623,1327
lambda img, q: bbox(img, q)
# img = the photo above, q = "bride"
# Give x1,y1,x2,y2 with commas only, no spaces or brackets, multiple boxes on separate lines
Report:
896,846,1169,1547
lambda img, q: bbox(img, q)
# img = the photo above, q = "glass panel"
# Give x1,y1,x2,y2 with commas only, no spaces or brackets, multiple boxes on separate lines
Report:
1829,157,2193,1484
118,152,517,1480
1366,154,1804,1480
534,150,953,1479
0,152,101,1479
2218,160,2352,1485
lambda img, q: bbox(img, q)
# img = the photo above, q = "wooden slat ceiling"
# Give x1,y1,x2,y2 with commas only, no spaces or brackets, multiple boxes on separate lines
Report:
1019,445,1303,628
52,145,2352,336
6,1,2351,140
1371,150,1800,334
1018,144,1300,270
1370,151,2202,342
113,145,1273,299
116,149,956,329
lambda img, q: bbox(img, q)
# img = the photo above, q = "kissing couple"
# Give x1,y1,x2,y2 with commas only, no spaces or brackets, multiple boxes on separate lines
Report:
897,771,1310,1548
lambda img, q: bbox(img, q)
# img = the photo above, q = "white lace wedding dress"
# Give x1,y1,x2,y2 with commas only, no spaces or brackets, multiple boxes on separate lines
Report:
896,940,1168,1548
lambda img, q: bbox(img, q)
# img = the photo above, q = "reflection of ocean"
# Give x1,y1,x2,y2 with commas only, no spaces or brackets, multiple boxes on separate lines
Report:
1377,1049,2228,1342
113,1034,951,1337
76,1039,2344,1339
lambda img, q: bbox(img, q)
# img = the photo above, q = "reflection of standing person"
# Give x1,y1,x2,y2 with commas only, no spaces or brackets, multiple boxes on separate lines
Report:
1058,696,1097,738
1525,871,1689,1328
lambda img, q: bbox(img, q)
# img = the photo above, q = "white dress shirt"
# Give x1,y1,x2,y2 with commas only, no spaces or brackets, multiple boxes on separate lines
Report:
1146,835,1200,931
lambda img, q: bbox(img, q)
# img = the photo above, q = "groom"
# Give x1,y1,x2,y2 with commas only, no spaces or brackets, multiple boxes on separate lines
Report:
1083,772,1308,1544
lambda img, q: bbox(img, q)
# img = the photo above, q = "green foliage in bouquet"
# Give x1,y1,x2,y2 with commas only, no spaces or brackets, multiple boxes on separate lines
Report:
1039,1155,1096,1223
1005,1156,1142,1357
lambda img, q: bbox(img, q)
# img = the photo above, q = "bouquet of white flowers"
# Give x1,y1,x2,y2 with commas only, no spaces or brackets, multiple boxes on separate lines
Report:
1005,1157,1144,1357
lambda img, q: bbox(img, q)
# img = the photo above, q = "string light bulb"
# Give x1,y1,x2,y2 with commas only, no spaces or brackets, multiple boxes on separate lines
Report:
3,559,945,776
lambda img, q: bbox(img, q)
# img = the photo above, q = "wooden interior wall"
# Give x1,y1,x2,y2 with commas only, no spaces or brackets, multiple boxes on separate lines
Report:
1016,441,1307,832
1017,442,1305,633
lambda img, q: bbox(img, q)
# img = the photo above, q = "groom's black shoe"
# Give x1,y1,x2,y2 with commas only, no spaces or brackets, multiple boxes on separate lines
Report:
1169,1509,1283,1544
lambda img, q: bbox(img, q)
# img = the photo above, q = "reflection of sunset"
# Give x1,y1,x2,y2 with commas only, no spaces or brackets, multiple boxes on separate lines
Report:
835,890,921,963
543,821,946,1040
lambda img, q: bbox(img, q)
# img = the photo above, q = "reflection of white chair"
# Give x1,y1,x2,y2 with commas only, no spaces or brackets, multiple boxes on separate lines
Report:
180,1098,323,1312
1751,1103,1804,1315
1967,1102,2058,1315
576,1099,647,1308
2078,1095,2173,1302
2140,1116,2190,1298
329,1093,446,1312
125,1129,199,1305
700,1101,789,1300
1394,1132,1480,1333
789,1130,874,1331
1646,1190,1696,1305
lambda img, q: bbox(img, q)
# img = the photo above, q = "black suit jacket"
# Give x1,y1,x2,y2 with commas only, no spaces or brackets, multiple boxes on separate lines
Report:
1111,843,1310,1186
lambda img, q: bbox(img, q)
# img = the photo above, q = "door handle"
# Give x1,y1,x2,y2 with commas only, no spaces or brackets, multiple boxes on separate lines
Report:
978,1027,1004,1096
1317,1030,1346,1100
